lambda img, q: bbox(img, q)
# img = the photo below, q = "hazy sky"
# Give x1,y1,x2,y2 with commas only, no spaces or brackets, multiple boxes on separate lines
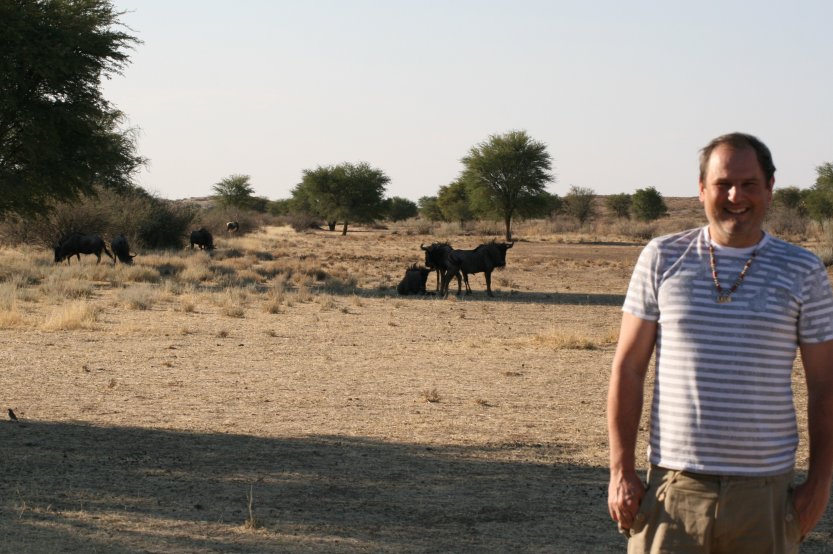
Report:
104,1,833,202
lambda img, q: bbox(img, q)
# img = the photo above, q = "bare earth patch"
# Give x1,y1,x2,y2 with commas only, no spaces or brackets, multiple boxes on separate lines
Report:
1,225,831,552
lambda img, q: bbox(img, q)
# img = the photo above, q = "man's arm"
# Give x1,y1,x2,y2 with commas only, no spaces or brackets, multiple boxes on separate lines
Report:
794,339,833,536
607,312,657,529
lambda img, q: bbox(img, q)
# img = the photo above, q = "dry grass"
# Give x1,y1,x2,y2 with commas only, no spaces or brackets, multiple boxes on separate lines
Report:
40,301,100,330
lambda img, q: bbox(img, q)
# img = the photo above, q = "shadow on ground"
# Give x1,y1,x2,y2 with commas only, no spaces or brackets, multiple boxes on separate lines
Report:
2,422,831,553
1,421,617,553
378,290,626,306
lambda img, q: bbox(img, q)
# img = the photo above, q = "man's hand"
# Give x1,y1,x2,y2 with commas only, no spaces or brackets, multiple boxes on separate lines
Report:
793,478,832,536
608,468,646,530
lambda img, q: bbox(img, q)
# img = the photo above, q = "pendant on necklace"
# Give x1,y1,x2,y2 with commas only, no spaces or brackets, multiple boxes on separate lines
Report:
717,294,732,304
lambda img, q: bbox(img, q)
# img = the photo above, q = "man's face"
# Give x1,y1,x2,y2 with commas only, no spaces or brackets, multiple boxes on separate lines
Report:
699,144,773,248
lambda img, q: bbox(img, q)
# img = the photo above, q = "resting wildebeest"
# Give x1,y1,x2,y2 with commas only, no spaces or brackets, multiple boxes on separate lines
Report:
189,228,214,250
420,242,461,294
110,234,135,265
441,240,513,297
226,221,239,233
397,264,432,295
54,233,114,265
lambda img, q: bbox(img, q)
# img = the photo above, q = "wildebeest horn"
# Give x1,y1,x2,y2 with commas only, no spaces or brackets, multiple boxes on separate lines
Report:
506,242,514,248
420,243,428,250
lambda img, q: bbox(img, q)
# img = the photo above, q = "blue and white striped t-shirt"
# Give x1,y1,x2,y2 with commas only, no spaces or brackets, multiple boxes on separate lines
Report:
624,226,833,476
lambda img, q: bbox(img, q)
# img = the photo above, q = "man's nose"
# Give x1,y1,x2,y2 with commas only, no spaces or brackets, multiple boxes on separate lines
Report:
727,185,740,202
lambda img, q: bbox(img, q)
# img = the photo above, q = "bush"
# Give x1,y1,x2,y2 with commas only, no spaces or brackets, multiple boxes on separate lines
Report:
766,206,807,240
631,187,668,222
0,187,197,250
563,186,596,224
605,194,632,219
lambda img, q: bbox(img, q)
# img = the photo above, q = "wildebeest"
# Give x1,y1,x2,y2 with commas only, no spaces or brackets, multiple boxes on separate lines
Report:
189,228,214,250
111,234,136,265
54,233,114,265
420,242,461,294
397,264,432,296
226,221,239,233
441,240,513,297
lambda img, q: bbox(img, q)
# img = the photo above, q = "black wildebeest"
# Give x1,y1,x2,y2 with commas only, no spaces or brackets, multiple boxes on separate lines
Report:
226,221,239,233
190,228,214,250
54,233,114,265
396,264,432,295
441,240,513,297
111,234,136,265
420,242,461,294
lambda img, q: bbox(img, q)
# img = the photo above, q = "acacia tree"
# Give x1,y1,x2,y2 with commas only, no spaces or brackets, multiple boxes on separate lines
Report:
461,130,554,241
292,163,389,235
212,174,255,209
0,0,143,216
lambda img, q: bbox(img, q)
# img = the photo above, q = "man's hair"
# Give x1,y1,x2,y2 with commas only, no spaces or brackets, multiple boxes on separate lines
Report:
699,132,776,184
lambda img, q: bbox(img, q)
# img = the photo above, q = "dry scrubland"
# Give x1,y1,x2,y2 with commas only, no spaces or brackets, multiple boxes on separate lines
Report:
2,203,833,553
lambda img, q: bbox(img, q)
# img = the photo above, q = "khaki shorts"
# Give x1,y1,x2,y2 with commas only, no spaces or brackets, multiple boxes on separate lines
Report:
625,465,803,554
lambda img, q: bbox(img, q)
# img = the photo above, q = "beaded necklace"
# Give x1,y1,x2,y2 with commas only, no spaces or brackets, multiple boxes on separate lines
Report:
708,243,757,304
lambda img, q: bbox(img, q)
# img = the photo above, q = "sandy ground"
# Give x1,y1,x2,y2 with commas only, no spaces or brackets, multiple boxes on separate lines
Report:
1,227,832,553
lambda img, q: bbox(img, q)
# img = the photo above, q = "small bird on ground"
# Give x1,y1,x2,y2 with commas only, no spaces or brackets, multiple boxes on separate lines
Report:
8,408,18,421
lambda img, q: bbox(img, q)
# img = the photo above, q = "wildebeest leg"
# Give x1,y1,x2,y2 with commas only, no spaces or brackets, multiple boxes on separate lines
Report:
440,271,455,297
485,271,494,297
463,272,471,295
435,269,441,291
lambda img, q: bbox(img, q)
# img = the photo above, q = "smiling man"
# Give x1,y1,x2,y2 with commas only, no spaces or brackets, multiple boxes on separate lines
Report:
607,133,833,553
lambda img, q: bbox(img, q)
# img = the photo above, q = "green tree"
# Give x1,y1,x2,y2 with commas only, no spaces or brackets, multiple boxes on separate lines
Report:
631,187,668,222
385,197,418,221
418,196,443,221
292,165,340,230
772,186,805,214
292,163,389,235
816,162,833,190
461,130,554,241
606,193,632,219
563,186,596,224
437,179,475,225
803,188,833,226
212,174,255,209
512,190,562,219
0,0,144,217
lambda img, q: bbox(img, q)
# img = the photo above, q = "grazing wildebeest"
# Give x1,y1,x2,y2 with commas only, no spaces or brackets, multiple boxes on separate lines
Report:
397,264,432,296
54,233,114,265
420,242,461,294
110,234,135,265
441,240,513,297
189,228,214,250
226,221,239,234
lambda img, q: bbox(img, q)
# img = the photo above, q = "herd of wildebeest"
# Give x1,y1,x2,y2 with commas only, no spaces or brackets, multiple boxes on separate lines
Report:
51,221,515,298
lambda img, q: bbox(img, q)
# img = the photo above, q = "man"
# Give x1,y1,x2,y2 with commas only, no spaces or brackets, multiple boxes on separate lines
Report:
607,132,833,553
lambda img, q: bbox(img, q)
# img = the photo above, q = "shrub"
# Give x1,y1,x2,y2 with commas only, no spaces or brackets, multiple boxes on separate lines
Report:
631,187,668,222
605,194,632,219
563,186,596,224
